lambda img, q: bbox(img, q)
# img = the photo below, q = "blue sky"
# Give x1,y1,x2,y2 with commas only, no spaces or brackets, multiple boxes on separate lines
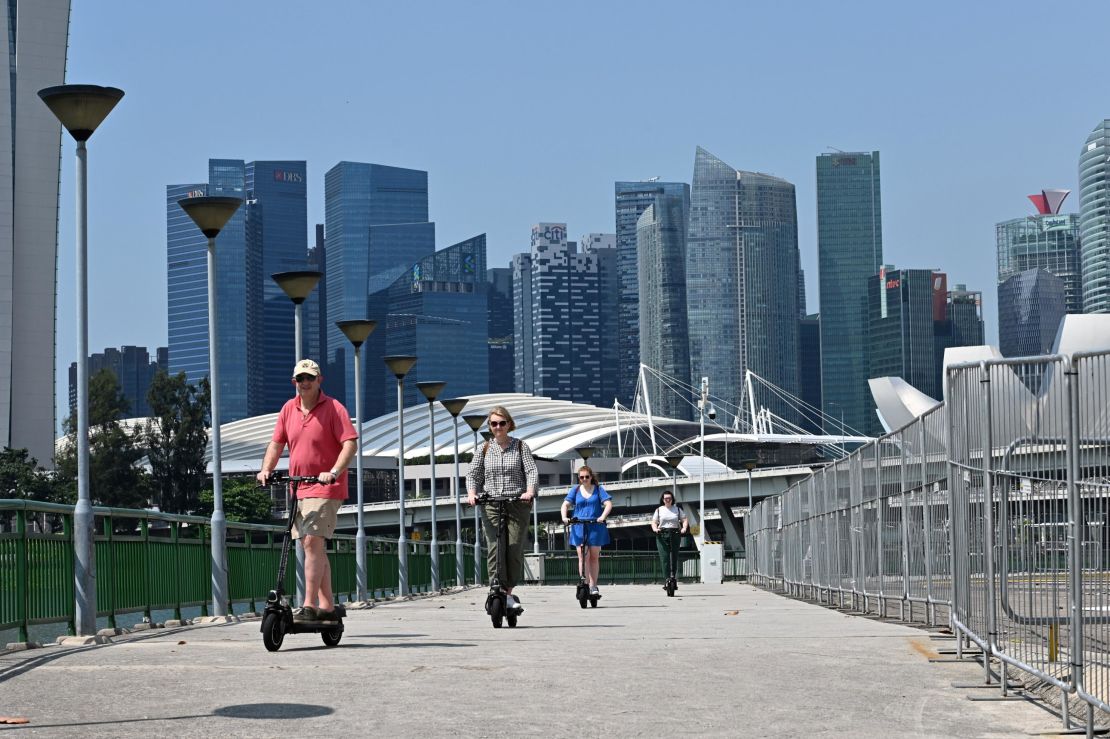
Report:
56,0,1110,423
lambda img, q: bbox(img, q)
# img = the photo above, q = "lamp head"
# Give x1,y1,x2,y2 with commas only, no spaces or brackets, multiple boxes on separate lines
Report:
416,381,447,402
440,398,468,417
335,319,377,347
178,196,243,239
742,459,758,472
480,431,493,441
463,414,486,432
575,446,595,461
663,454,684,470
38,84,124,142
383,355,417,379
273,271,323,303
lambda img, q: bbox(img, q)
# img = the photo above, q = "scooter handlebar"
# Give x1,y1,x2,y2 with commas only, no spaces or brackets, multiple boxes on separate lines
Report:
259,471,330,486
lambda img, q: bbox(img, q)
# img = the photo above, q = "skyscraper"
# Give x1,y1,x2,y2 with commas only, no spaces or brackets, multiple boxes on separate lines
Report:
323,162,434,415
998,269,1066,357
1,0,69,463
167,160,308,422
687,147,800,427
816,151,883,436
513,224,612,406
996,190,1081,318
487,267,514,393
1080,122,1110,313
376,235,489,408
615,180,690,406
68,346,167,419
637,197,691,420
798,315,822,433
581,233,619,407
869,267,950,401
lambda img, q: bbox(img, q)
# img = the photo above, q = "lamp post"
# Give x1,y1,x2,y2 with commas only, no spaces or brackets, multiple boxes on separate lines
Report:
463,413,486,583
178,194,242,618
384,355,417,595
272,271,322,360
337,320,377,602
742,459,758,546
38,83,124,636
274,270,322,606
416,381,447,591
697,377,708,550
440,398,469,587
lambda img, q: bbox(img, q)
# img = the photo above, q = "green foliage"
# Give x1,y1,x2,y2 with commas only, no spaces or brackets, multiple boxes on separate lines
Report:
55,367,152,509
196,477,275,523
144,371,211,514
0,447,68,503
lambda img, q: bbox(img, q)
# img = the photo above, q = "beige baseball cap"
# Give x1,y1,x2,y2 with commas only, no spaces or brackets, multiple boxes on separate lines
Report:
292,359,321,378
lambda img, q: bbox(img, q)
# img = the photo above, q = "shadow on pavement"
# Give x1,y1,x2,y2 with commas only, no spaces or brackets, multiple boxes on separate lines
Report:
0,702,333,730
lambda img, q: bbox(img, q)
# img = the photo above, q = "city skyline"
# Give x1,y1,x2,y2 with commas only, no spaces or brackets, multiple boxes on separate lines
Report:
53,1,1110,427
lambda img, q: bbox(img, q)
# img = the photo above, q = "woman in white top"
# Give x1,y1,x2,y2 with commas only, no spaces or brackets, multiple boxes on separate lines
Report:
650,490,688,584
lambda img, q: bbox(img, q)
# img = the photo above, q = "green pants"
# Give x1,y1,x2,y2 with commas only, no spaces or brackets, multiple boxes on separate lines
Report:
481,499,532,590
656,530,681,579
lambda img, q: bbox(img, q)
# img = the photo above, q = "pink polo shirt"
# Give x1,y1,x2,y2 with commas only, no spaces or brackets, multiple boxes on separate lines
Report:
272,390,357,500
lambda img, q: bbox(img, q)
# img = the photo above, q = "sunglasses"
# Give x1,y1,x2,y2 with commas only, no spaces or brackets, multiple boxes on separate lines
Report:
489,420,508,427
294,374,317,383
578,475,591,480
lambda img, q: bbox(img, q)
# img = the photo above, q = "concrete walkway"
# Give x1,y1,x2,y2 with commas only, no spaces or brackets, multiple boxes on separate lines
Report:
0,583,1070,737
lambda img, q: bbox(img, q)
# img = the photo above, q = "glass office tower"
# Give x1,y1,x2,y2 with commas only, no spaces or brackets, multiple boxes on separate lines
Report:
615,180,690,406
637,198,691,420
998,269,1066,357
1,0,69,463
869,267,946,401
687,147,800,428
1080,121,1110,313
324,162,434,415
816,151,883,436
376,235,489,409
487,267,514,393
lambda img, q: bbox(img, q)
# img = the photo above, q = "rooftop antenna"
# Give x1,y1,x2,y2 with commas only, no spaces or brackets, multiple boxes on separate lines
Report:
826,146,846,153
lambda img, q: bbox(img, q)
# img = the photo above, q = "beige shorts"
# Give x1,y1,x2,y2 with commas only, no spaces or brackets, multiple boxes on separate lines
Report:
292,498,342,539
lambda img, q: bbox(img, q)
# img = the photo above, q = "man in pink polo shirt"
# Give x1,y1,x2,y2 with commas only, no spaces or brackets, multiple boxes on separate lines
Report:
257,359,356,621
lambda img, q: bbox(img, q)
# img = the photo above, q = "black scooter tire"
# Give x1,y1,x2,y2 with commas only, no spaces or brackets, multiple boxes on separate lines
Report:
590,596,599,608
321,629,342,647
262,612,285,652
490,597,504,628
507,612,518,628
666,580,676,597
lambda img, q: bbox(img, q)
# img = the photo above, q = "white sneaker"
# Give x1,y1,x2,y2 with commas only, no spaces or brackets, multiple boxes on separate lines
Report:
505,595,518,609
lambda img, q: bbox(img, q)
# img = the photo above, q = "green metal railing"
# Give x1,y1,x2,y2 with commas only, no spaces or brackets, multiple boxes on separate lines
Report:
2,499,747,642
0,499,484,642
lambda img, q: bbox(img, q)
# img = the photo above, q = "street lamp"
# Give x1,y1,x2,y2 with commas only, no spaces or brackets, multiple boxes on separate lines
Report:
741,459,758,547
384,355,417,596
38,83,124,636
178,194,242,618
273,271,322,360
440,398,469,587
463,413,487,583
697,377,709,550
336,319,377,602
416,381,447,591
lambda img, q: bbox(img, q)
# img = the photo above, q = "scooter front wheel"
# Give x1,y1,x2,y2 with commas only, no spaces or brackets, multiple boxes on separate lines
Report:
321,628,342,647
489,597,504,628
666,579,676,597
507,612,518,628
262,612,285,652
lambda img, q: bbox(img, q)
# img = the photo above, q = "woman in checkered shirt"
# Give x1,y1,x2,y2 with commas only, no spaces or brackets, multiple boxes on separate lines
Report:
466,405,539,613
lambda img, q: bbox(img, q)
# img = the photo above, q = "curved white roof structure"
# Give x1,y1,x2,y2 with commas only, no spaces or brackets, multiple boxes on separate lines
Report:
209,392,698,467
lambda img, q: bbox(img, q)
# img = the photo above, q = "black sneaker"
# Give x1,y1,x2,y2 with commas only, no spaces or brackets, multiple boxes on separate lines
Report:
293,606,319,622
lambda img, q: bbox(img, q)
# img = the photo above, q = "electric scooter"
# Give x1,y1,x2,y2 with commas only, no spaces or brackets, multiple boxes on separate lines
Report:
476,494,521,629
566,517,603,608
657,529,681,597
259,472,346,651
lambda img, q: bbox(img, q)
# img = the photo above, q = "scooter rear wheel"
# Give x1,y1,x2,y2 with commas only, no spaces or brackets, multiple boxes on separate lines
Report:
489,597,504,628
507,612,518,628
262,612,285,652
321,629,342,647
666,579,676,597
590,596,599,608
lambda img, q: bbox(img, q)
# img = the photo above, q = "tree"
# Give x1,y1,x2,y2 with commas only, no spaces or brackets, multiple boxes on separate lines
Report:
0,447,68,503
196,477,275,523
144,370,211,514
56,367,152,509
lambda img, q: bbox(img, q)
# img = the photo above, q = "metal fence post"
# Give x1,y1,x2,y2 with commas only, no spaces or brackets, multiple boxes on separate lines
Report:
980,362,1002,691
920,418,935,627
1065,358,1085,725
900,437,911,622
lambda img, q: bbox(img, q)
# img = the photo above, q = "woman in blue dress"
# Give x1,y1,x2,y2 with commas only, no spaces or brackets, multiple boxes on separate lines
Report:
560,465,613,599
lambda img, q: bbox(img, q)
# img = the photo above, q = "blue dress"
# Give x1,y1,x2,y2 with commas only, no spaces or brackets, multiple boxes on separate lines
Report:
565,485,611,547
